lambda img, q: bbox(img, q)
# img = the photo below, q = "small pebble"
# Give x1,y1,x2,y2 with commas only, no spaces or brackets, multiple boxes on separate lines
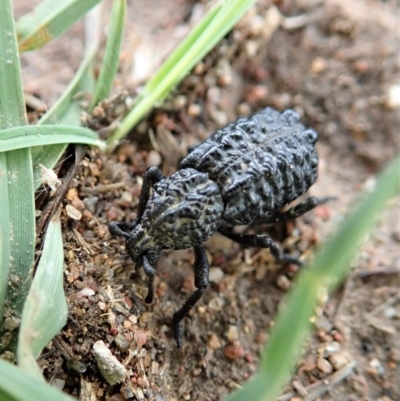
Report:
93,341,127,385
51,378,65,391
276,275,291,291
115,333,129,352
224,343,245,360
328,352,348,370
209,267,224,283
71,197,85,210
226,325,239,342
66,204,82,220
120,191,132,203
76,287,95,298
207,333,222,349
134,329,147,346
368,357,385,376
83,196,98,213
317,357,333,374
385,84,400,109
146,150,162,167
66,188,79,202
310,57,327,74
187,103,202,117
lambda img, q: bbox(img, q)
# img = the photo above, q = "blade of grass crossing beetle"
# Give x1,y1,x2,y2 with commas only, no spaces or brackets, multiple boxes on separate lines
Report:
16,0,103,51
90,0,126,109
0,358,77,401
18,213,68,376
0,0,35,353
108,0,258,143
224,155,400,401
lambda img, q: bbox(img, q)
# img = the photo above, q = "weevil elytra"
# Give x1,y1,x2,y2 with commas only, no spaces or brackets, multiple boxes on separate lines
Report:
109,107,330,347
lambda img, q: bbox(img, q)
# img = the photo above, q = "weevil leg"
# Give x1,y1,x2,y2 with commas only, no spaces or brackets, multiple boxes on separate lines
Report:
218,229,302,266
142,255,156,304
108,166,163,237
136,166,164,222
255,196,335,224
172,245,210,348
108,221,136,238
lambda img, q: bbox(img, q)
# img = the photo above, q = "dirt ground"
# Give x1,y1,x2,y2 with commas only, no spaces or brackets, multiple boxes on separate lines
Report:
18,0,400,400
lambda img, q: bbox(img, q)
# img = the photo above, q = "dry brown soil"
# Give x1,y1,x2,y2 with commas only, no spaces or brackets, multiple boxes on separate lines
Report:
17,0,400,400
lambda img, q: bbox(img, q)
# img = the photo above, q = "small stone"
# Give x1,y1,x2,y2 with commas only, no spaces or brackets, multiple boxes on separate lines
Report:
386,84,400,109
66,188,78,202
83,196,98,213
317,357,333,374
328,352,348,370
324,341,341,355
276,275,291,290
92,341,127,385
120,191,132,203
146,150,162,167
187,103,202,117
115,333,129,352
310,57,327,74
51,378,65,391
368,358,385,377
71,197,85,210
66,204,82,220
224,343,245,360
134,329,147,346
209,267,224,283
207,333,222,349
76,287,95,298
226,325,239,342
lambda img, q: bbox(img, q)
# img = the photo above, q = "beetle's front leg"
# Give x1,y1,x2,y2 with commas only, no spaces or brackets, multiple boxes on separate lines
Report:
172,245,210,348
218,229,301,265
136,166,164,222
108,166,163,237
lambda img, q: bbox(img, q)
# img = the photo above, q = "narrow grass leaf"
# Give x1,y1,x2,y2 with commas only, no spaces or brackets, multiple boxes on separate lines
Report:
224,154,400,401
0,358,76,401
18,213,67,376
0,125,106,153
90,0,126,109
0,0,35,354
31,46,98,190
108,0,258,143
16,0,103,51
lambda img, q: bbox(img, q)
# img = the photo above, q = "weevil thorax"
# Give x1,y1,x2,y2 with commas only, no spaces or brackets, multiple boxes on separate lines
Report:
138,168,224,251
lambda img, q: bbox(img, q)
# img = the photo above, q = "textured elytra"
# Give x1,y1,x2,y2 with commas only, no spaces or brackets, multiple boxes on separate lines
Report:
139,168,223,250
180,107,319,225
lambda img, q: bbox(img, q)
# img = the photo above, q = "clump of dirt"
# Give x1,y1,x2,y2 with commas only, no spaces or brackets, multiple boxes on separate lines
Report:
22,0,400,400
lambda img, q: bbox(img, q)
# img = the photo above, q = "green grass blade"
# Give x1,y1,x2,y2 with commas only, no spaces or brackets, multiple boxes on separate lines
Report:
16,0,103,51
0,0,35,354
0,358,76,401
90,0,126,109
31,46,98,190
18,213,67,377
0,125,106,152
224,154,400,401
108,0,258,144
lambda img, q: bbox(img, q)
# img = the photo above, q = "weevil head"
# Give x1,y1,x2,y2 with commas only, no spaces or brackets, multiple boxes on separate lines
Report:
125,224,161,267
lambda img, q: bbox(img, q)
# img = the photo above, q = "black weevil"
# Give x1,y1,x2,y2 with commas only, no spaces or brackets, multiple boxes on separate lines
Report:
109,107,331,347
